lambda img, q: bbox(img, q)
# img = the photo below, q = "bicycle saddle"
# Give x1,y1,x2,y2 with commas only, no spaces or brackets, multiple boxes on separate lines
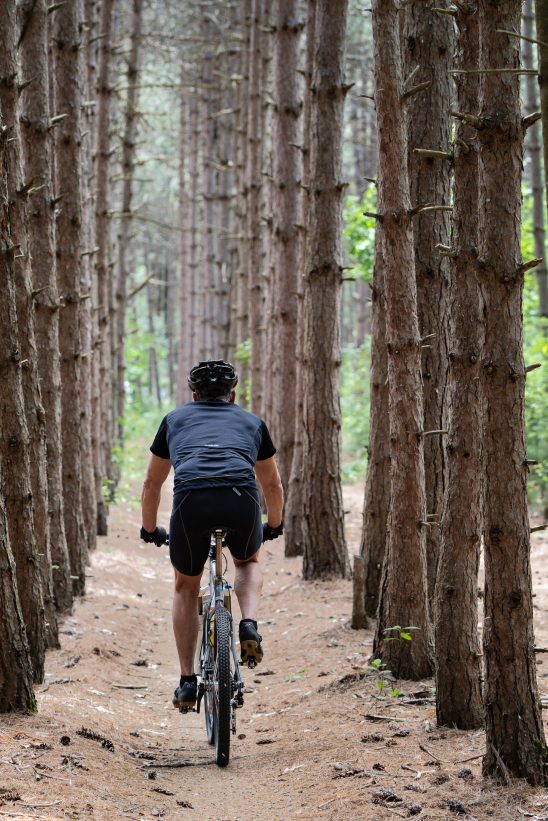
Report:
206,526,235,538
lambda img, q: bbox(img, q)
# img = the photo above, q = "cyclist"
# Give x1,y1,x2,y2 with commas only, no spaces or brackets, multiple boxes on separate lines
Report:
140,360,284,710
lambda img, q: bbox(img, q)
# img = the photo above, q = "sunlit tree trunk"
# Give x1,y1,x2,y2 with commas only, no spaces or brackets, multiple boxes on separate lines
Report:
300,0,349,580
19,0,72,611
434,5,483,730
370,0,433,679
176,91,190,405
477,2,546,783
284,0,315,557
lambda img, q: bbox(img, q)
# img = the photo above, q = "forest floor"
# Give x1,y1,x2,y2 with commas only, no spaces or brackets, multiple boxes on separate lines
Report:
3,480,548,821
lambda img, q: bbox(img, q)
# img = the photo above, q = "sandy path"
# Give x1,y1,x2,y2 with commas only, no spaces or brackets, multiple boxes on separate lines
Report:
2,481,548,820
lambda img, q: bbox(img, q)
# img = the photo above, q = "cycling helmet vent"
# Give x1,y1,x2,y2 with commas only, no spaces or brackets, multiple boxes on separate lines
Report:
188,360,238,395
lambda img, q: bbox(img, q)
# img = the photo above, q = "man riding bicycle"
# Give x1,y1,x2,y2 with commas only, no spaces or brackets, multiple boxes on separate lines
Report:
140,360,284,710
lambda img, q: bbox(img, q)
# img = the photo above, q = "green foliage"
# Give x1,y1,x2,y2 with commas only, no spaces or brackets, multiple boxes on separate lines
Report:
27,698,38,714
383,625,420,643
234,338,251,365
341,342,371,482
522,188,548,514
365,658,401,699
343,189,377,283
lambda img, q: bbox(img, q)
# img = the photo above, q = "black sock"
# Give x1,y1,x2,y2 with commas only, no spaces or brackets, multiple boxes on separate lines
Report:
240,619,258,630
180,674,197,688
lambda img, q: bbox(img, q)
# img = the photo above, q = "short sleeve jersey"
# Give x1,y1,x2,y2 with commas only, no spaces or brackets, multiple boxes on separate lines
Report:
150,400,276,492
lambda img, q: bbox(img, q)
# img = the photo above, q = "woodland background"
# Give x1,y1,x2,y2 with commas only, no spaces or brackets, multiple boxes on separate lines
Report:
3,0,548,792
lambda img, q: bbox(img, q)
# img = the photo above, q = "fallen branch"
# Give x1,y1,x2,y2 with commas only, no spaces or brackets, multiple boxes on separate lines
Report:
490,744,511,786
140,753,252,769
419,743,450,763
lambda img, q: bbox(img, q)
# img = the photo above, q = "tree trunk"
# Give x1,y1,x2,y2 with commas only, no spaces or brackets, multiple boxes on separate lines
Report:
284,0,315,558
434,5,483,730
235,0,252,404
268,0,302,491
535,0,548,303
19,0,72,612
247,0,265,415
186,91,201,385
147,279,161,406
370,0,433,679
0,486,35,713
0,126,46,683
353,229,390,626
94,0,115,529
0,0,58,649
80,0,99,556
524,0,548,317
53,0,88,596
200,15,218,361
176,92,190,405
477,4,546,784
300,0,349,580
404,5,453,602
117,0,143,436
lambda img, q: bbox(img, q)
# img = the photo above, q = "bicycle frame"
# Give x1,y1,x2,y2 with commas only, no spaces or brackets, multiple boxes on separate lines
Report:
195,529,244,729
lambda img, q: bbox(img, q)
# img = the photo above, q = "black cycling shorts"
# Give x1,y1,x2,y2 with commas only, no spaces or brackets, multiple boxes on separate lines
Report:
169,486,262,576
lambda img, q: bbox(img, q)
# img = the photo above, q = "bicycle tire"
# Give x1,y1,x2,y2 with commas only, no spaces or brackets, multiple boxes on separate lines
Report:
201,615,215,745
214,604,232,767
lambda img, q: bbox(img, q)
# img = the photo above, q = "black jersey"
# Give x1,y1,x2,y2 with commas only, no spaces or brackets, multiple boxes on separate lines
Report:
149,400,276,492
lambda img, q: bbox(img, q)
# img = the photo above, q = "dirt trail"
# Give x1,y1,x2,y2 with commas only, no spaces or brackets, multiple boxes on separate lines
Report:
2,480,548,820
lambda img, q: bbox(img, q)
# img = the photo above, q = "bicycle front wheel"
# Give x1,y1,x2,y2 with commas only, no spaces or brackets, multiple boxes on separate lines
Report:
213,604,232,767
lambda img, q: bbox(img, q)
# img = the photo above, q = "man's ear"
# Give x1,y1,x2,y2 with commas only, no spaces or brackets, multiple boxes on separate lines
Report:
229,390,236,403
192,393,199,402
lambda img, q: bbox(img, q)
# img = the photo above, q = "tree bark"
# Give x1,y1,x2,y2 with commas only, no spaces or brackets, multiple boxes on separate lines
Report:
300,0,349,580
535,0,548,302
353,228,390,625
404,5,453,602
524,0,548,317
94,0,115,533
53,0,88,596
477,3,547,784
116,0,143,437
0,0,58,649
176,92,190,404
0,123,46,683
284,0,315,558
80,0,99,556
0,484,35,713
235,0,252,404
370,0,433,679
19,0,72,612
268,0,302,492
247,0,265,415
434,4,483,730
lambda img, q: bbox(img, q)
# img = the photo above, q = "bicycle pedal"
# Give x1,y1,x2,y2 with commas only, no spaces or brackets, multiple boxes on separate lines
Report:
247,658,257,670
178,706,197,714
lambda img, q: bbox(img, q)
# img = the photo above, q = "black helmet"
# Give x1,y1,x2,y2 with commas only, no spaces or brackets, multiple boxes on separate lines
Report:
188,360,238,396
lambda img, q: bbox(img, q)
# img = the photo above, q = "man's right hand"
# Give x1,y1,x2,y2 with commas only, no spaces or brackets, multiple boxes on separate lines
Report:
140,525,168,547
262,521,283,542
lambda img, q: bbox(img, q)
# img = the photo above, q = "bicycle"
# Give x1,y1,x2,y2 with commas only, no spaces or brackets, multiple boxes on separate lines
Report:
158,527,249,767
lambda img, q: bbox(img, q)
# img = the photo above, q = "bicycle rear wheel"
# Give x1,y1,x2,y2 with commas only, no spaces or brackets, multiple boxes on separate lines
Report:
213,604,232,767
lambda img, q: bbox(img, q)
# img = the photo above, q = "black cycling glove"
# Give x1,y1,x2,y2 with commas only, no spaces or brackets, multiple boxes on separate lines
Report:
140,525,168,547
262,521,283,542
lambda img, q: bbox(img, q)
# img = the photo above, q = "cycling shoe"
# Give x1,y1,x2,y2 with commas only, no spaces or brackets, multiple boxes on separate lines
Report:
239,619,263,664
172,680,197,708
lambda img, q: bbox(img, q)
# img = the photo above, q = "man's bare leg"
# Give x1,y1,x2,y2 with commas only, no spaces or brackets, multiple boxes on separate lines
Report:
172,568,201,675
233,552,263,620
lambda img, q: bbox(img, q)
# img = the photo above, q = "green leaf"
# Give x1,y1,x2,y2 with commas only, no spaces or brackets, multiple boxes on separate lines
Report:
402,626,420,631
383,626,401,632
401,633,412,641
390,689,403,697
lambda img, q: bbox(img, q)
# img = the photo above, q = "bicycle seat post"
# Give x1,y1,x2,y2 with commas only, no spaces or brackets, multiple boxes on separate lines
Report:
215,528,224,604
